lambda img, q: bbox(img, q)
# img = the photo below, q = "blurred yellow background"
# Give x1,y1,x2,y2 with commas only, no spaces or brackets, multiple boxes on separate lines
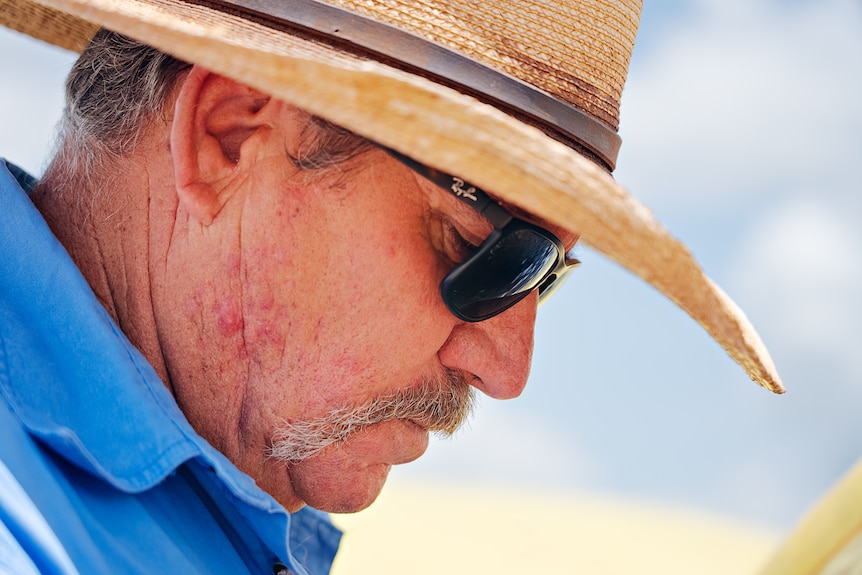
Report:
331,475,778,574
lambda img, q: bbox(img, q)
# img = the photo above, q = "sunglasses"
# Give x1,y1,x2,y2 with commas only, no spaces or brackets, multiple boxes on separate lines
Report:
384,148,580,322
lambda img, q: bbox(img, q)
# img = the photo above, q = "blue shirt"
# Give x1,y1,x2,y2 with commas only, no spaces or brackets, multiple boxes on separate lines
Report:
0,160,341,574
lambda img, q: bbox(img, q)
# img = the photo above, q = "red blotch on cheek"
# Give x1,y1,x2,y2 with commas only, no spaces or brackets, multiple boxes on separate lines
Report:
215,298,243,336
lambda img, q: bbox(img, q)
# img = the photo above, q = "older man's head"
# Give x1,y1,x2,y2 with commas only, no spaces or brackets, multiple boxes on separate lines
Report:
33,30,570,513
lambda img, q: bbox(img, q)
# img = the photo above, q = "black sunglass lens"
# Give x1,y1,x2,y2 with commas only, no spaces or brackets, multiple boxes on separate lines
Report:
444,228,559,321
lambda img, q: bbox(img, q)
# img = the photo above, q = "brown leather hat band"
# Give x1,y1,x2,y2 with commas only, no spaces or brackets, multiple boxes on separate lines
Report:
190,0,622,171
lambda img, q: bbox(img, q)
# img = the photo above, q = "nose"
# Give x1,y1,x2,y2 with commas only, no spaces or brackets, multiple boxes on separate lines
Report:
437,293,538,400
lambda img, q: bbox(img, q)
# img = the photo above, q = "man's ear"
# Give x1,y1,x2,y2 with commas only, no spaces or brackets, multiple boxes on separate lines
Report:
171,66,272,225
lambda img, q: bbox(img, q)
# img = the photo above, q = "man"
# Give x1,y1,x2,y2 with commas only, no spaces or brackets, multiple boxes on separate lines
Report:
0,0,783,573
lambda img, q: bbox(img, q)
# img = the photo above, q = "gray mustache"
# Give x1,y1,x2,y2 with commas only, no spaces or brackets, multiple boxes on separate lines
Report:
267,369,476,463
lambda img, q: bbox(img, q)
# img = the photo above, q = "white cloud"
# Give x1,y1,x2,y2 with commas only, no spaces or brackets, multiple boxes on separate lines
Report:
729,194,862,375
616,0,862,211
398,398,596,488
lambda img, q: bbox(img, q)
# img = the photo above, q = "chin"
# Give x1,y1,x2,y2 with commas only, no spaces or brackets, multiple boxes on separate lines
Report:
283,420,429,513
291,459,392,514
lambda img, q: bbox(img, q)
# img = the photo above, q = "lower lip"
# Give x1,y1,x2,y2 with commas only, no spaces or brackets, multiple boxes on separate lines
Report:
392,419,430,464
404,418,428,433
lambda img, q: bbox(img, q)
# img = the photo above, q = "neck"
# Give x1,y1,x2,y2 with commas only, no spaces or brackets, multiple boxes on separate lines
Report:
32,155,173,390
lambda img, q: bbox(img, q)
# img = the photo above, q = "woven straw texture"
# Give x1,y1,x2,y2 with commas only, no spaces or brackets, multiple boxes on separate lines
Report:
0,0,97,50
1,0,640,130
322,0,640,130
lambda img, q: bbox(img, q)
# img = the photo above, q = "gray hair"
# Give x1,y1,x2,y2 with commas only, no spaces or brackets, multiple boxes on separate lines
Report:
41,28,190,196
40,29,371,207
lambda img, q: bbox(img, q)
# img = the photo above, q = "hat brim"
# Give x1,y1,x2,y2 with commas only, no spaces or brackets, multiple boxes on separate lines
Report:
5,0,783,392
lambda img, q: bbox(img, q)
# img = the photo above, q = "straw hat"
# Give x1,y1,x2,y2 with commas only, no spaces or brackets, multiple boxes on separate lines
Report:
0,0,783,393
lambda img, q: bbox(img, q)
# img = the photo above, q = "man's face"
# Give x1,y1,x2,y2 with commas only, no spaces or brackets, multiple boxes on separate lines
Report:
156,100,545,513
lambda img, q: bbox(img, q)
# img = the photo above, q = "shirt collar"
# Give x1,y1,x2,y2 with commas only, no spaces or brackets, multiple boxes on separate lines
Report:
0,158,201,492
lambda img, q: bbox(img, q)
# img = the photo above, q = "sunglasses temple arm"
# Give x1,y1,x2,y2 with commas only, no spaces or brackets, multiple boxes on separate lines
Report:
381,146,513,228
474,197,513,228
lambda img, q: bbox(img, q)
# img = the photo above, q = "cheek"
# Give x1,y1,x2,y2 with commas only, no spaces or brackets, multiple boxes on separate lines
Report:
264,234,437,414
234,178,452,413
241,264,290,366
319,227,439,342
235,198,314,372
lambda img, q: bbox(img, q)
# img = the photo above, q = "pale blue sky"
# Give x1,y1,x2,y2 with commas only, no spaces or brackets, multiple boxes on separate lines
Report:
2,0,860,532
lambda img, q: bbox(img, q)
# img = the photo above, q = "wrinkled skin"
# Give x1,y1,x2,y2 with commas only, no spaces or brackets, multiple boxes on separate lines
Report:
36,67,574,513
